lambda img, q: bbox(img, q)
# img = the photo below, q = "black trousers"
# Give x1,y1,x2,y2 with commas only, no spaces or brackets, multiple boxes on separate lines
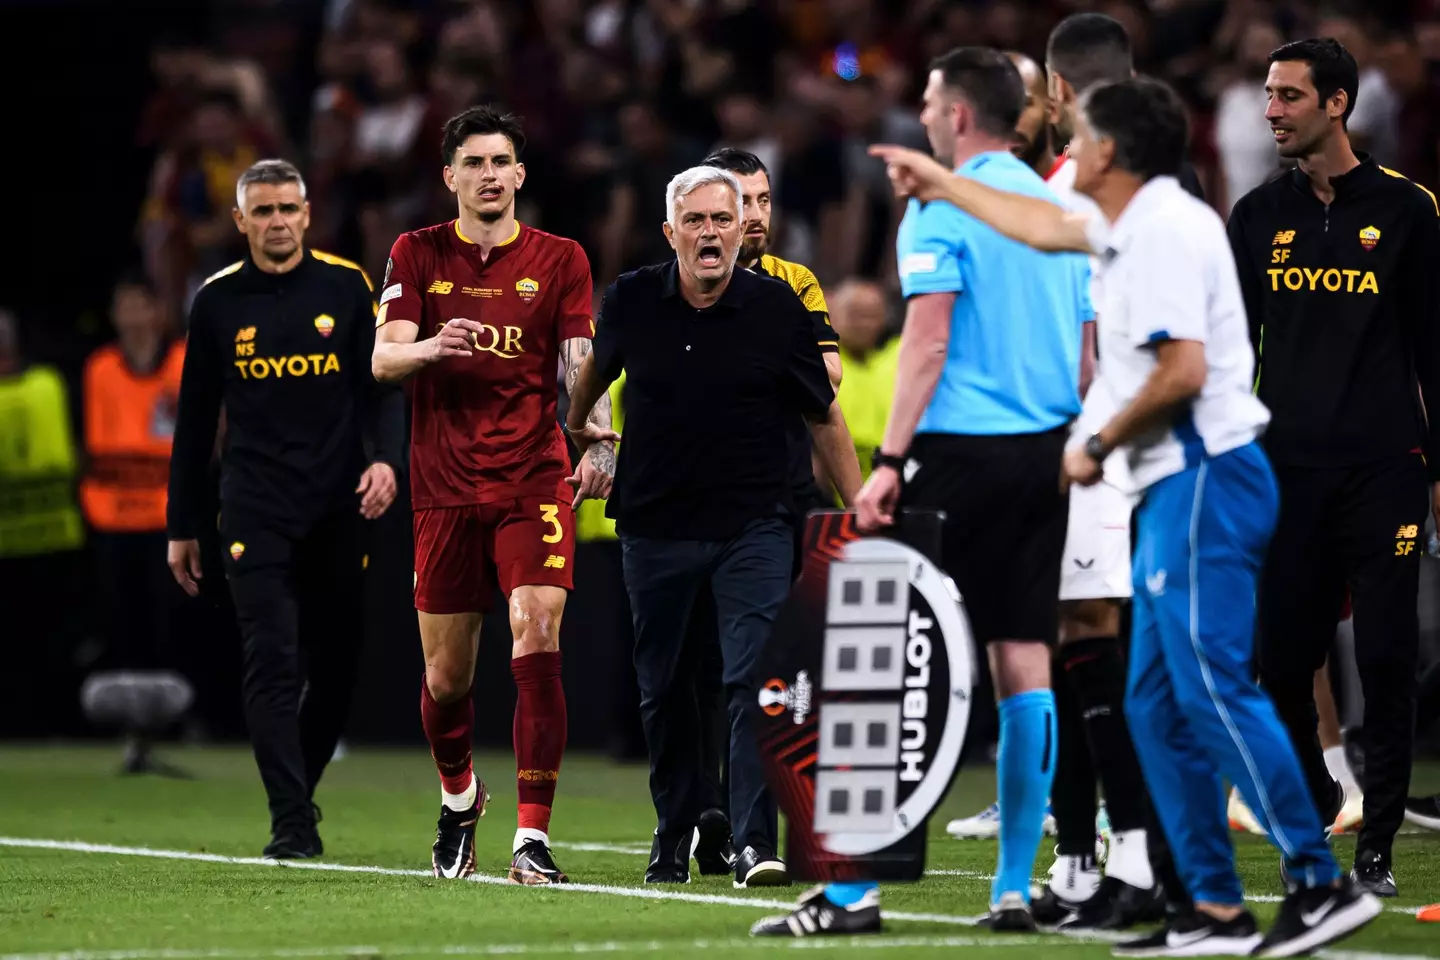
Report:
220,507,370,835
693,492,821,822
1258,454,1427,855
622,517,794,853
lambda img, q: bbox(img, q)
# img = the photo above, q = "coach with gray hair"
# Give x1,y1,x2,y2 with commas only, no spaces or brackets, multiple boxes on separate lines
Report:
565,165,834,889
167,158,404,859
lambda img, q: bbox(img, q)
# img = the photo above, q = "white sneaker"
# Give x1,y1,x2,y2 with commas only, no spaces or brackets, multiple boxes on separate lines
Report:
1332,788,1364,834
946,801,1057,839
948,802,1001,839
1227,787,1267,836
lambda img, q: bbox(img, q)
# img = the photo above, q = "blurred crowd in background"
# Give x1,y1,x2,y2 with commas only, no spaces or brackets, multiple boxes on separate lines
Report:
130,0,1440,324
5,0,1440,752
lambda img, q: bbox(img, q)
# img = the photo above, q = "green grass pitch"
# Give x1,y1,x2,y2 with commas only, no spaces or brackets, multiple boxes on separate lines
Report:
2,747,1437,959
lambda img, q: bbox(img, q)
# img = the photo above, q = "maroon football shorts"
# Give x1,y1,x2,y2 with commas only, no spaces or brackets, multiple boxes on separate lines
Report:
413,479,576,615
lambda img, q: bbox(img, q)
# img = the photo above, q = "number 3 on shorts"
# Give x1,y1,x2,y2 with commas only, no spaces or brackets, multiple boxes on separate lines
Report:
539,504,564,543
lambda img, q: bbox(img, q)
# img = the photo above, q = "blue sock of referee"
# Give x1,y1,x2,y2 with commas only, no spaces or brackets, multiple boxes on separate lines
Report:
994,688,1057,903
824,882,878,905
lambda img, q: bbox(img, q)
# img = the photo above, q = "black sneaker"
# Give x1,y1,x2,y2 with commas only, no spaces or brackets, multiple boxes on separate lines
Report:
750,885,882,937
1112,910,1261,957
508,839,569,885
1350,849,1397,898
1404,793,1440,831
694,808,738,875
977,892,1036,932
1032,885,1086,926
734,845,790,888
431,778,487,879
1252,878,1381,957
262,830,319,860
1058,877,1167,931
645,828,690,884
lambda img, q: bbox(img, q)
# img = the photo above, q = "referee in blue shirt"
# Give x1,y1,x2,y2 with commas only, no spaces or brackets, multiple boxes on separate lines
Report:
753,46,1092,937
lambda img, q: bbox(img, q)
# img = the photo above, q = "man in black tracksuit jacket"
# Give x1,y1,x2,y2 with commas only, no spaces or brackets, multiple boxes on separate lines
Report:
1227,38,1440,897
167,160,405,858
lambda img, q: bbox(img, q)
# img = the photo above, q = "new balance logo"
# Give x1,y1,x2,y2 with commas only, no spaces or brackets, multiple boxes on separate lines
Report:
427,280,454,294
542,555,566,569
1397,524,1419,539
1073,558,1095,569
1273,230,1296,245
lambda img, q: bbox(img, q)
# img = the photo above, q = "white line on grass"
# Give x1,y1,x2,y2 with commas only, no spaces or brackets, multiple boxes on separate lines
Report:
1,837,1422,935
0,837,976,927
0,935,1136,960
2,940,1435,960
553,841,651,855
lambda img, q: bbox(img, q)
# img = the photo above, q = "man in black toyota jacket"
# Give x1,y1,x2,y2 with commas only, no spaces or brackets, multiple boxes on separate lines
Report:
167,159,405,858
1227,38,1440,897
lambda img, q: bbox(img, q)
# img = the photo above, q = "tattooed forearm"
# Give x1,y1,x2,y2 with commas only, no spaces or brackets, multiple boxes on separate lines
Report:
563,337,592,394
563,337,611,430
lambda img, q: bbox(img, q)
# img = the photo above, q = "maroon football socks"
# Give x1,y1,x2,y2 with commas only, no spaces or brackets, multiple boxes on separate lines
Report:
421,678,475,798
511,651,566,833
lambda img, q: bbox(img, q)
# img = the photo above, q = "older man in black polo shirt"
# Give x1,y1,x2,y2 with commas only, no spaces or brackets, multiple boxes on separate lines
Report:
566,165,834,890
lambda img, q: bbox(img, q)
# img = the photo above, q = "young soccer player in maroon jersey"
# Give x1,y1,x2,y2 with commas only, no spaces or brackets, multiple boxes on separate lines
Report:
372,106,616,884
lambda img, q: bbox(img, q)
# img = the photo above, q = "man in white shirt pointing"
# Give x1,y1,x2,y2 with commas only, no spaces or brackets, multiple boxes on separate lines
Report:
870,76,1378,959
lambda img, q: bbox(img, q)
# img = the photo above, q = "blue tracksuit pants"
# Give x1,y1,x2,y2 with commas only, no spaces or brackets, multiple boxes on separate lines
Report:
1127,442,1338,905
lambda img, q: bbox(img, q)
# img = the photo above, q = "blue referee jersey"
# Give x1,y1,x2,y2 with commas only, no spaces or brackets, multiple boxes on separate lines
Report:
896,151,1091,436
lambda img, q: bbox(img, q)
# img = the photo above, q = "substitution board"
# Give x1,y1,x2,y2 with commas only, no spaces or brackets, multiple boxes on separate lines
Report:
754,508,976,883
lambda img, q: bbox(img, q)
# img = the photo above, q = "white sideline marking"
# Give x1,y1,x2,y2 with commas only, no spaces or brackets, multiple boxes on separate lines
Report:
1,941,1434,960
0,936,1131,960
0,837,972,926
554,841,650,855
2,836,1423,932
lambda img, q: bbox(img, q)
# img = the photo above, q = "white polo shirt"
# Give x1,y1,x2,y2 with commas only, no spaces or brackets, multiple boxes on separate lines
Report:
1080,176,1270,491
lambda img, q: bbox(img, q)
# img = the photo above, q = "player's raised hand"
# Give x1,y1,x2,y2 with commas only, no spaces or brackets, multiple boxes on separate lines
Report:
428,318,483,361
867,144,952,203
167,539,203,597
357,461,398,519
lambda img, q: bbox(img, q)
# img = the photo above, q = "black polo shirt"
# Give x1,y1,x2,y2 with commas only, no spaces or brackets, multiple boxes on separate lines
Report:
592,261,835,541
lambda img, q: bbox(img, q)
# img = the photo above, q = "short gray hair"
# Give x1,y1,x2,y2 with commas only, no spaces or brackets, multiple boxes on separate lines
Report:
235,159,307,210
665,166,742,229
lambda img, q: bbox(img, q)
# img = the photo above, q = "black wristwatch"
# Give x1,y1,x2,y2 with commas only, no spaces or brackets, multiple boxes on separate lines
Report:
871,450,908,473
1084,433,1109,462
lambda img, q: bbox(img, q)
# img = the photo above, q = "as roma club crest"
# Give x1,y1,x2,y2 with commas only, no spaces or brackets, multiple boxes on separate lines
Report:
1359,226,1381,251
314,314,335,338
515,277,539,302
229,542,246,561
